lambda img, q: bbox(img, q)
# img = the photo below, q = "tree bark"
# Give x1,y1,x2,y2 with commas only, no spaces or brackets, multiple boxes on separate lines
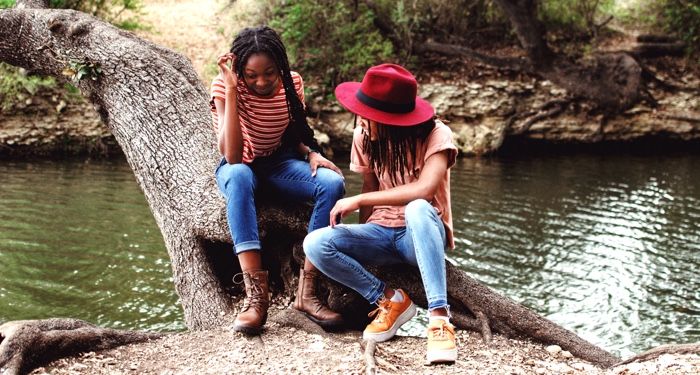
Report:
0,4,626,372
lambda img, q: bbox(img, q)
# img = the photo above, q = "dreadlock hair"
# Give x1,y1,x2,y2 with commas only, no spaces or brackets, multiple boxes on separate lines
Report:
360,117,436,187
230,26,322,153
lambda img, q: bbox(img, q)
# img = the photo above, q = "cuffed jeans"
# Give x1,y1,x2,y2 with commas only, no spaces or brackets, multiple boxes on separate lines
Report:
304,199,449,310
215,148,345,254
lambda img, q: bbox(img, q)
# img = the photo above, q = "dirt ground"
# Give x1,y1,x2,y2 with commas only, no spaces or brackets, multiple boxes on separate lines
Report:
29,310,700,375
134,0,268,84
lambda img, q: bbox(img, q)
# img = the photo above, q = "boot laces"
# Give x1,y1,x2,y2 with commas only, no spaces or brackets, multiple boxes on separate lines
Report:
234,272,264,310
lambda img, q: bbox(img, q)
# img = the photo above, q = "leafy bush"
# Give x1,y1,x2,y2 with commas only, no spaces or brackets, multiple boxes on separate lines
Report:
661,0,700,54
270,0,394,87
0,0,15,9
0,63,56,111
49,0,146,30
538,0,615,34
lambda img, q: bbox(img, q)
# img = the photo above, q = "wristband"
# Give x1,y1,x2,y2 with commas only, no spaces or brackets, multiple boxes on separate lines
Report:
304,149,319,161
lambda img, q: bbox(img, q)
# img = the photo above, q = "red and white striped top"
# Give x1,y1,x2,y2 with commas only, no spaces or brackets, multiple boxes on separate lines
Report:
210,71,305,163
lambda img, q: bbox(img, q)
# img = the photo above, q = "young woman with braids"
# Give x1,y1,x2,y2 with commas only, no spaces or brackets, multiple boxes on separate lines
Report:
211,26,344,335
304,64,459,364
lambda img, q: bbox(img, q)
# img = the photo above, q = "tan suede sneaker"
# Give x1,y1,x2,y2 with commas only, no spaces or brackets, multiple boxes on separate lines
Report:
426,318,457,364
362,289,416,342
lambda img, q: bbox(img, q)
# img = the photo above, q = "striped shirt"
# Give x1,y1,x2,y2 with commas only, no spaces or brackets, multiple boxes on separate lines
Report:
210,71,304,163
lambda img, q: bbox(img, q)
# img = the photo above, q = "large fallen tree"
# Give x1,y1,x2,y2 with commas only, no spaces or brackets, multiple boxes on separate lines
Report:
2,1,693,374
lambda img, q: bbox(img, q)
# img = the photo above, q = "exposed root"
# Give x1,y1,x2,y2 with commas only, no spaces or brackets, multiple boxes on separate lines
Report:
509,98,569,135
362,339,378,375
0,319,162,375
616,343,700,366
474,311,493,343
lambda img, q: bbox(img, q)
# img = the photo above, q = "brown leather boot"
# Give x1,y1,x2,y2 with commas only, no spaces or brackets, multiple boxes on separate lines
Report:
233,270,269,335
293,268,344,330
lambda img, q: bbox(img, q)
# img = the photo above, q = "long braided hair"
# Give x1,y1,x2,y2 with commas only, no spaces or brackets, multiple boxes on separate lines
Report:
230,26,321,153
361,118,436,187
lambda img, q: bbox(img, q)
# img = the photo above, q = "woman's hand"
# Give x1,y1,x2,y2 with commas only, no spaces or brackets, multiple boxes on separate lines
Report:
308,152,344,178
329,196,361,227
217,53,237,90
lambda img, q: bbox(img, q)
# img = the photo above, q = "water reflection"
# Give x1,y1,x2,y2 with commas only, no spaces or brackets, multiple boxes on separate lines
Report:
1,153,698,357
0,160,184,332
443,154,700,357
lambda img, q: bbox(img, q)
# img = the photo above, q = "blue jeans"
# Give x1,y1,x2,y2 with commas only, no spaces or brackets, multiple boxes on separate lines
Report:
215,149,345,254
303,199,448,310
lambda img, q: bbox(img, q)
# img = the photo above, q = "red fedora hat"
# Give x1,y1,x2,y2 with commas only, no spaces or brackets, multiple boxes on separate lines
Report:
335,64,434,126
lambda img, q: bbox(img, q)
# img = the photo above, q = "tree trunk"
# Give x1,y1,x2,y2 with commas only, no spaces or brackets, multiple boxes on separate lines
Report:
0,4,624,372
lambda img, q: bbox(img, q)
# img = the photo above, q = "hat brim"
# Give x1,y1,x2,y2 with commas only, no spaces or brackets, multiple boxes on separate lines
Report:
335,82,434,126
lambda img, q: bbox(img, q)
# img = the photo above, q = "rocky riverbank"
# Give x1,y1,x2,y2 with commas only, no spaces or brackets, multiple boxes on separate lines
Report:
4,71,698,159
0,87,118,158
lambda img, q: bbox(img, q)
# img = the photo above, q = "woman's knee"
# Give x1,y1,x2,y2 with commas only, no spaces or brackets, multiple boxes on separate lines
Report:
314,169,345,200
303,227,334,264
405,199,433,219
218,163,255,192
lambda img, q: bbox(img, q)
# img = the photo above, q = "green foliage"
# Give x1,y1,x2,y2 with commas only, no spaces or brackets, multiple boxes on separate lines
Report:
662,0,700,54
49,0,147,30
0,0,15,9
0,63,56,111
63,60,103,83
610,0,700,57
269,0,394,87
539,0,614,33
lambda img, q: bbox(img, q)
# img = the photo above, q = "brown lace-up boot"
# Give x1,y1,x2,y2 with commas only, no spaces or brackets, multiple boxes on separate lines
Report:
293,268,344,330
233,270,270,335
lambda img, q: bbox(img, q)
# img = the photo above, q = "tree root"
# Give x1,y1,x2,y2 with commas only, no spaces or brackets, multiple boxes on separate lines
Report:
443,262,620,367
0,319,162,375
362,339,378,375
360,339,402,375
616,343,700,366
510,99,569,135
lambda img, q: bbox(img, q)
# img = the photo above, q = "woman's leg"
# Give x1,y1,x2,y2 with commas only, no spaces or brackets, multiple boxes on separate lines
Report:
399,199,448,313
215,162,268,334
259,155,346,326
303,223,399,303
215,162,261,259
304,223,417,342
399,199,456,363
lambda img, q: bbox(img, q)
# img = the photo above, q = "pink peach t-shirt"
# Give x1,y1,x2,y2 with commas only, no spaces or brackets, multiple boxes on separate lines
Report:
349,120,458,249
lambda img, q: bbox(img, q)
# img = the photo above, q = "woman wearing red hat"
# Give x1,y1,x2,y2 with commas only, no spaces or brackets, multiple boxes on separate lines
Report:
303,64,459,363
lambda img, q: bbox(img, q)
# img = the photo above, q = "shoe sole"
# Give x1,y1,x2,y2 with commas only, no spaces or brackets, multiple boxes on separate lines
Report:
362,302,417,342
427,348,458,364
233,323,263,336
302,312,345,331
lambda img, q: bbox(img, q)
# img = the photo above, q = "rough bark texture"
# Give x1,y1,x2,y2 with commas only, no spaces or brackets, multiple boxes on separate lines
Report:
0,319,161,375
0,4,625,373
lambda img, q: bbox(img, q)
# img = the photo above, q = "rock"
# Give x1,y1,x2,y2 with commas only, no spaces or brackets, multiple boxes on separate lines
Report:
561,350,573,358
56,100,67,113
546,345,562,356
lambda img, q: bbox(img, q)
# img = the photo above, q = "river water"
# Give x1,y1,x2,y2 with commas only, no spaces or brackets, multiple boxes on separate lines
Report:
1,153,698,357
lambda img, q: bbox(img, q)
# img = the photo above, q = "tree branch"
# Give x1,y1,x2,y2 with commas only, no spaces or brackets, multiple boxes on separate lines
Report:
414,40,531,72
